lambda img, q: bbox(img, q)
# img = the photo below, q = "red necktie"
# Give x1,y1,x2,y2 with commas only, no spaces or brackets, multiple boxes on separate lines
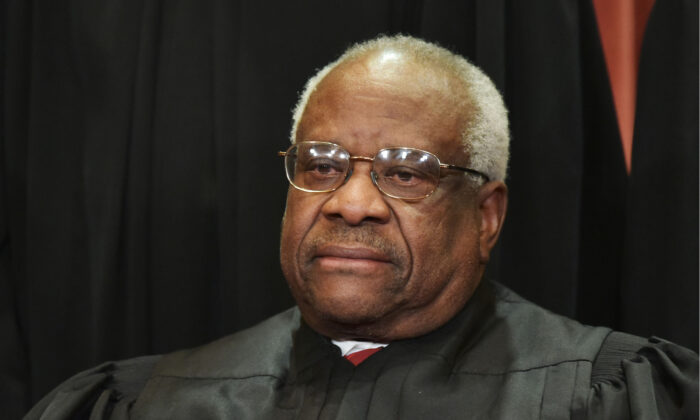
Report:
344,347,382,366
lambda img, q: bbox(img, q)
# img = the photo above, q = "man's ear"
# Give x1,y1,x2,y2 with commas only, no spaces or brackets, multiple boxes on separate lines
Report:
477,181,508,263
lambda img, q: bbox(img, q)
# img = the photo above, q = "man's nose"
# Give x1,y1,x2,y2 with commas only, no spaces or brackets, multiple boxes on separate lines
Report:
320,162,391,225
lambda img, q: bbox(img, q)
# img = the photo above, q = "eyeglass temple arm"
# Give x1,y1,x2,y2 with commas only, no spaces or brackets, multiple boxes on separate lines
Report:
441,164,490,182
278,152,374,162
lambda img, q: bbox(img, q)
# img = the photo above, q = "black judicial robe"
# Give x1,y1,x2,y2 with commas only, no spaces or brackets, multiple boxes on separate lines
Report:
26,282,698,419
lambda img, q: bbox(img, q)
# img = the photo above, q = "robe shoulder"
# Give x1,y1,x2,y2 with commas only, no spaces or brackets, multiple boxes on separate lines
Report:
23,308,300,420
23,355,161,420
151,306,300,379
457,283,614,373
489,284,698,418
587,331,699,419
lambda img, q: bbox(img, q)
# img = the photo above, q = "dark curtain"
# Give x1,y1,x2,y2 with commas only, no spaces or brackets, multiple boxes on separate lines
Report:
1,0,696,416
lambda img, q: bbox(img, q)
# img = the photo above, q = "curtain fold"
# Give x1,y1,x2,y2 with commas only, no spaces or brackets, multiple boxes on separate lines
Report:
620,0,698,346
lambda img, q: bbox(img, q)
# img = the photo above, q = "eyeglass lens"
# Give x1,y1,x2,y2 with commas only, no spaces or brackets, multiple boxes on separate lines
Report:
285,143,441,199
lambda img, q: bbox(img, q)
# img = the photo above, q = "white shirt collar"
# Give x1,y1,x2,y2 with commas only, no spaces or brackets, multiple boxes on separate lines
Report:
331,339,388,356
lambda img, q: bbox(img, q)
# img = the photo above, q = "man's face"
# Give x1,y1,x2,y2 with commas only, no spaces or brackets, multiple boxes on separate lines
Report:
280,55,491,341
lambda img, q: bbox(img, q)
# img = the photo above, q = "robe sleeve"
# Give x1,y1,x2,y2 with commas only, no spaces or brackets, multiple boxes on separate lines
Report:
23,355,160,420
587,332,698,419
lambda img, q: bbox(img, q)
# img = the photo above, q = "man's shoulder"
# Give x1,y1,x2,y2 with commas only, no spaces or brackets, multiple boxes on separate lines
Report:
458,282,613,373
154,307,301,379
456,283,697,401
493,282,610,343
25,308,301,419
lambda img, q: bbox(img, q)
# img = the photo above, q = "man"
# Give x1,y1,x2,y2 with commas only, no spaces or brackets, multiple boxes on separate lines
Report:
27,35,697,419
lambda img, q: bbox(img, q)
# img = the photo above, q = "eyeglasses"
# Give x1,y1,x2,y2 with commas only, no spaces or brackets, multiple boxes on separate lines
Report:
278,141,489,200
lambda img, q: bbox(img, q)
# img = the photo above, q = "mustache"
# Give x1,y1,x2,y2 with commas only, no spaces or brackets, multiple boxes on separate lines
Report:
304,225,406,264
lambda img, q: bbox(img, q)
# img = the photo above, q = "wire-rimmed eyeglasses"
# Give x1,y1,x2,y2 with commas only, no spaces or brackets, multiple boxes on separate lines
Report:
278,141,489,200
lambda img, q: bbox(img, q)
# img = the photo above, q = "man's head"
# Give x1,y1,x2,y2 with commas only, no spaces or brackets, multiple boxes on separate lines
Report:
279,35,509,342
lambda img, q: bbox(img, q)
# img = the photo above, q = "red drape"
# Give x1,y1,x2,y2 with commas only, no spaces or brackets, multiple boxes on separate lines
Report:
593,0,656,172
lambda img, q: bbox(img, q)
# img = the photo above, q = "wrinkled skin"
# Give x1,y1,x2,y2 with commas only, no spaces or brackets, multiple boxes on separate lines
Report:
280,52,507,342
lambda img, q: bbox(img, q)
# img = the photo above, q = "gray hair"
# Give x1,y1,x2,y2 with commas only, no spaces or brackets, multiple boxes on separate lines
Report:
290,35,510,182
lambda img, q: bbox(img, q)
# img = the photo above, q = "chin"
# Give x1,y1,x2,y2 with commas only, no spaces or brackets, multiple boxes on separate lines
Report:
300,295,391,335
322,296,386,322
324,307,383,326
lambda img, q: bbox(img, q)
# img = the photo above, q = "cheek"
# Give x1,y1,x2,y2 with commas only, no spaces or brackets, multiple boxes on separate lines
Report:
437,205,480,263
402,200,474,249
280,192,324,273
400,203,480,294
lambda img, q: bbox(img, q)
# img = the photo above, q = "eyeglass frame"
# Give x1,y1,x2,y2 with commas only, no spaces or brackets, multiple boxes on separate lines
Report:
278,141,490,200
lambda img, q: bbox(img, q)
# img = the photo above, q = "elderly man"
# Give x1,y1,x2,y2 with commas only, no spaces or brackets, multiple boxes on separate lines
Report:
27,35,697,419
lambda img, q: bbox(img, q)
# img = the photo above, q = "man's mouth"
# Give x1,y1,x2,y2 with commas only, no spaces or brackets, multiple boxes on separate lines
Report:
312,245,392,270
315,245,391,261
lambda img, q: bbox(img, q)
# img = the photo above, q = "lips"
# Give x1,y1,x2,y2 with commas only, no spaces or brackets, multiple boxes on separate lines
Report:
313,245,392,262
311,245,393,273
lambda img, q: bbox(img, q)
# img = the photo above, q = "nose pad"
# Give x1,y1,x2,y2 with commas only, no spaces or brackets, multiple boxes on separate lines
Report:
342,168,354,186
340,168,381,194
369,171,383,194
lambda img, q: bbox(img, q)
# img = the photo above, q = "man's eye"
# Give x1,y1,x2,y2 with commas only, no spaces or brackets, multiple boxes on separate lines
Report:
395,171,414,182
314,163,333,174
303,159,342,176
384,166,426,185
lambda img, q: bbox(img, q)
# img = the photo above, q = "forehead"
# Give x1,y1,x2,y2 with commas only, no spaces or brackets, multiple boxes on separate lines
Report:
297,54,472,162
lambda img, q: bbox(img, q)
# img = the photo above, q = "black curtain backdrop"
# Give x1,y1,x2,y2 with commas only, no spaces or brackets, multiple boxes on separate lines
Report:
1,0,697,417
